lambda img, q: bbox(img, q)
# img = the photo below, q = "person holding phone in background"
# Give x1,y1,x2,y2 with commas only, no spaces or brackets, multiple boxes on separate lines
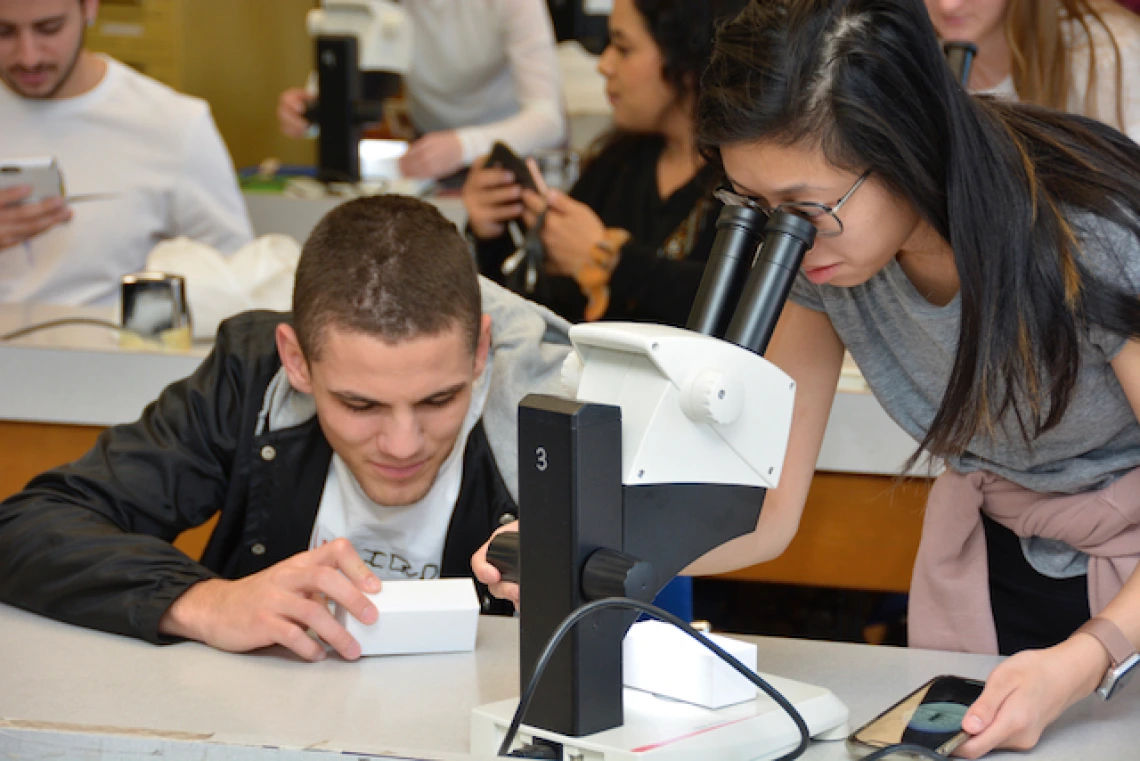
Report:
924,0,1140,142
462,0,745,327
476,0,1140,755
0,0,252,306
277,0,565,181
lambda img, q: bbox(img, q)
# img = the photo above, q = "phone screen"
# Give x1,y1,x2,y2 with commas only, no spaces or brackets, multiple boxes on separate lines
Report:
850,676,985,756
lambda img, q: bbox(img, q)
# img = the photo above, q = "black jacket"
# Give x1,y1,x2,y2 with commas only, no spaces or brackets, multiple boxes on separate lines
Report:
0,311,518,644
476,133,723,327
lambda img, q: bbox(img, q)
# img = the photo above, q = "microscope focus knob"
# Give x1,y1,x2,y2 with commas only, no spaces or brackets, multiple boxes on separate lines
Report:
682,368,743,426
560,351,584,398
581,549,656,603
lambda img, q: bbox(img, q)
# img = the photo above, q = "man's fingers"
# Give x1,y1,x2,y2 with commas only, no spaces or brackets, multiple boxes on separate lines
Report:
270,614,330,662
0,184,32,205
306,564,378,627
309,538,380,592
282,595,362,661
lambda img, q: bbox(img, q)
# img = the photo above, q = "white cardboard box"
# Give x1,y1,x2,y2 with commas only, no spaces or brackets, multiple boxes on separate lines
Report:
623,620,759,709
334,578,480,656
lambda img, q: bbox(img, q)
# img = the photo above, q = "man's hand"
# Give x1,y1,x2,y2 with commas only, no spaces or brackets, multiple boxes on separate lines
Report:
277,87,315,139
0,185,71,250
159,538,382,661
462,156,525,239
954,635,1108,758
399,131,464,180
472,521,519,609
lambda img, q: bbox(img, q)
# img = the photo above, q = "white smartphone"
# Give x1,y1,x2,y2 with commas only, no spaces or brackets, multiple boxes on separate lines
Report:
0,157,64,203
847,675,986,758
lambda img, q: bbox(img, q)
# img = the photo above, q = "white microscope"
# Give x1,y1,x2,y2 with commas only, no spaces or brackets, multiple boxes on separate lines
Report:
471,207,851,759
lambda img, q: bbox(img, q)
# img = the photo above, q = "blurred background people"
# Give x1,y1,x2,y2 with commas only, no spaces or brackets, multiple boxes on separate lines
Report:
463,0,745,327
926,0,1140,141
278,0,566,181
0,0,252,306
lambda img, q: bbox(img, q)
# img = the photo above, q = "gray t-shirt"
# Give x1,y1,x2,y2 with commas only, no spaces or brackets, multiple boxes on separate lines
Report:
790,213,1140,577
791,212,1140,494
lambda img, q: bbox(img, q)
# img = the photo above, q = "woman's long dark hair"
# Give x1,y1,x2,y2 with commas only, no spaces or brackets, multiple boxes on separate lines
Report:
697,0,1140,460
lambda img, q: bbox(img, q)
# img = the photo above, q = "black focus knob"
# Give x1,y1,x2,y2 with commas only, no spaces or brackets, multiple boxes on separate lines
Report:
581,549,655,602
486,530,521,584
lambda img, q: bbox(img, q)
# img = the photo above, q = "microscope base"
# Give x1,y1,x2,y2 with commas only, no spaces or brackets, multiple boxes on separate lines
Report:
471,673,849,761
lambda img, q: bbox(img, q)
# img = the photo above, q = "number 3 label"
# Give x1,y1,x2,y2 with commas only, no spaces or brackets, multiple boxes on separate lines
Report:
536,447,549,472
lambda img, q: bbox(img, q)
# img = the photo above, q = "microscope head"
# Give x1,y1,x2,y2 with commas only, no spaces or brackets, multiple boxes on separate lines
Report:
561,322,795,490
307,0,413,75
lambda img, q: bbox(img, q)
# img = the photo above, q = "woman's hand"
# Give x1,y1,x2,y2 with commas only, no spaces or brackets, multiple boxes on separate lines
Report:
521,188,607,277
462,156,525,239
954,634,1108,757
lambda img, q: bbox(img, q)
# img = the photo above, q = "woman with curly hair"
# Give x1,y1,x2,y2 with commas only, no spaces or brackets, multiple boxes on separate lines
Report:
463,0,744,326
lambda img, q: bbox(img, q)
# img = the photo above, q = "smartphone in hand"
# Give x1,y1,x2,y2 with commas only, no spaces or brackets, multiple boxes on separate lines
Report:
485,141,538,194
0,157,64,204
847,675,986,758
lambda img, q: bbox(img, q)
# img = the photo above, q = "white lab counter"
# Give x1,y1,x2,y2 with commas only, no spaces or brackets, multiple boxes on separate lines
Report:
1,603,1136,760
0,303,207,427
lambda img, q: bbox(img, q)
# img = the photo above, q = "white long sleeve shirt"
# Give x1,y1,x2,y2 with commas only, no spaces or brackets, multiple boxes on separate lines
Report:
0,56,253,306
403,0,566,163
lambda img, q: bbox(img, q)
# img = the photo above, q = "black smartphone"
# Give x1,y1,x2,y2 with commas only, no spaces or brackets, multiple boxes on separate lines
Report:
486,141,538,193
847,675,986,758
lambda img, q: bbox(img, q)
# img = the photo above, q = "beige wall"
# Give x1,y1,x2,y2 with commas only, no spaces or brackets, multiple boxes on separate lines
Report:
87,0,317,171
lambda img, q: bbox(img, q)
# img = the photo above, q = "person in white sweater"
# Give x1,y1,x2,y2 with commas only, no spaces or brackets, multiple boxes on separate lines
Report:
0,0,252,306
278,0,566,180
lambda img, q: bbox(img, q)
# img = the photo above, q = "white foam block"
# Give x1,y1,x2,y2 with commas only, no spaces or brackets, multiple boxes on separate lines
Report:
623,620,759,709
334,578,480,656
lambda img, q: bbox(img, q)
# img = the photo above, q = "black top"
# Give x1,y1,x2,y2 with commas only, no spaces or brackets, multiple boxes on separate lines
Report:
475,133,722,326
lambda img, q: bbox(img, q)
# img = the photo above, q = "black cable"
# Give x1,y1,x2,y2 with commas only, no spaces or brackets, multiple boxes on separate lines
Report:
0,318,121,342
497,597,812,760
861,743,948,760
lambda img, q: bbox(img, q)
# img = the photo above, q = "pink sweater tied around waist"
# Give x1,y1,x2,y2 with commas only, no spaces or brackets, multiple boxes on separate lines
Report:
908,466,1140,654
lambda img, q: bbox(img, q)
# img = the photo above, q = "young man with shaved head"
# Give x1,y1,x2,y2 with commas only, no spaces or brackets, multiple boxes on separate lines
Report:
0,195,569,661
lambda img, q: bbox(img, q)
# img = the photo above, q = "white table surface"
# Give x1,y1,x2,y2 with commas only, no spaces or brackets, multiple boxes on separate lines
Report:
0,303,207,428
1,603,1136,760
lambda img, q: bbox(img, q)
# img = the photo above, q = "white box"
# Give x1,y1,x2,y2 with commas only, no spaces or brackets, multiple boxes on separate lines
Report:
334,578,480,656
622,620,759,709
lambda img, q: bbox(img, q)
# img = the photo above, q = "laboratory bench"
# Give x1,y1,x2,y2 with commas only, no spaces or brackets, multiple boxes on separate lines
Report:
2,602,1136,760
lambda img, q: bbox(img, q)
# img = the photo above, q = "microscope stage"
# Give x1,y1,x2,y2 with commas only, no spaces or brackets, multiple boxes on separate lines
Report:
471,672,849,761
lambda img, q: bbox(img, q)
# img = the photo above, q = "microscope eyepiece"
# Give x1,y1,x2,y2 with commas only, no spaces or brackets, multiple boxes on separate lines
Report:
686,205,768,337
723,210,817,355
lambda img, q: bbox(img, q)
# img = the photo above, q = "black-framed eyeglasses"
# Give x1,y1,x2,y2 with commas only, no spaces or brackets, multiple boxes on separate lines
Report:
713,170,872,238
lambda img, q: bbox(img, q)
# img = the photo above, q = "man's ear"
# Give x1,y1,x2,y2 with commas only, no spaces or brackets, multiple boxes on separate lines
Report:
85,0,101,27
276,323,314,394
473,314,492,378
